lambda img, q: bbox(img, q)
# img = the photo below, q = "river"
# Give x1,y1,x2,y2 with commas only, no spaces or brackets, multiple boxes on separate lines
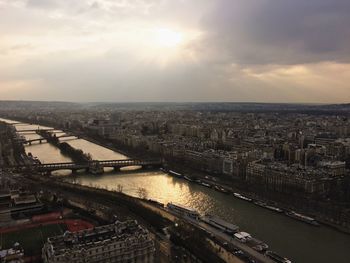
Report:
1,118,350,263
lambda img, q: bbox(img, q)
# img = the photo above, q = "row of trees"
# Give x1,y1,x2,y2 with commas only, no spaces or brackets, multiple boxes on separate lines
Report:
169,220,226,263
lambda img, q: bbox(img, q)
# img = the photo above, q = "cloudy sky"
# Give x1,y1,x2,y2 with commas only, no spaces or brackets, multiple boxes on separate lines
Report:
1,0,350,103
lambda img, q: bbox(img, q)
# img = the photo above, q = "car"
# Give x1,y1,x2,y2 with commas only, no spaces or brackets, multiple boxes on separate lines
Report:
233,250,244,256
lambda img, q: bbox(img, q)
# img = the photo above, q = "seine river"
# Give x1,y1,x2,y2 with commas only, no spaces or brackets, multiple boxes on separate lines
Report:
2,118,350,263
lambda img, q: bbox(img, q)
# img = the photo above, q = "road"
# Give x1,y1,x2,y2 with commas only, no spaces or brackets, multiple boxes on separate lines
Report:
139,200,275,263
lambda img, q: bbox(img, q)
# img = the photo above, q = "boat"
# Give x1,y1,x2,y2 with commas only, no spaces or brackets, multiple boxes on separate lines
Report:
184,176,194,182
285,211,320,226
254,201,266,207
254,201,283,213
214,185,221,191
233,193,252,202
264,204,283,213
214,185,229,194
201,182,212,188
219,187,230,194
167,202,200,219
266,251,292,263
201,214,239,234
168,170,183,178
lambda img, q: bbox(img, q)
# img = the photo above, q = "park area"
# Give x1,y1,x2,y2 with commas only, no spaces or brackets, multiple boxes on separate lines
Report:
0,223,67,256
0,214,94,258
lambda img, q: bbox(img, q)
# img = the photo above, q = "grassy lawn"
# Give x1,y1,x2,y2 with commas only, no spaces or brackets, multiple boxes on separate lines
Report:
0,223,67,256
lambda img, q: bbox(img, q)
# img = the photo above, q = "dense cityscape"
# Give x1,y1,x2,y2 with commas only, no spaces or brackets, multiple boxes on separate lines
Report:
0,101,350,263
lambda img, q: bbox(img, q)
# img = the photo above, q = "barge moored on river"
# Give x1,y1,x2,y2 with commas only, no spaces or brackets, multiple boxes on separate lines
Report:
233,193,252,202
254,201,283,213
201,182,212,188
201,214,239,234
285,211,319,226
168,170,183,178
214,185,230,194
167,202,200,219
183,175,194,182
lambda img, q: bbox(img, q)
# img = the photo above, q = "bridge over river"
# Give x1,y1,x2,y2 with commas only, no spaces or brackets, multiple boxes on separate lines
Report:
10,159,163,175
21,134,77,145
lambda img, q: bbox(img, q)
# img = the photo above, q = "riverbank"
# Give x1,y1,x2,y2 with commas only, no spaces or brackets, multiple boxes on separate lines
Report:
161,163,350,235
78,133,350,235
9,116,350,235
20,174,246,263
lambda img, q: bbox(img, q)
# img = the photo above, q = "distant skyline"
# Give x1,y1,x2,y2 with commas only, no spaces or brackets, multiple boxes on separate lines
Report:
1,0,350,103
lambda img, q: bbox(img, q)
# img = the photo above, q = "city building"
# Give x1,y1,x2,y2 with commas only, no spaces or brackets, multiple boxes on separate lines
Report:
42,220,155,263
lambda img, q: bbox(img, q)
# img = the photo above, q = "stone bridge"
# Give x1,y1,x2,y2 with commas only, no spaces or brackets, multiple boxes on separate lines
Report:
23,134,77,145
11,159,163,175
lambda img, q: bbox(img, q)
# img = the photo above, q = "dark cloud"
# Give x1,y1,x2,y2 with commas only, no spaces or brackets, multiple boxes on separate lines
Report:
1,0,350,102
200,0,350,65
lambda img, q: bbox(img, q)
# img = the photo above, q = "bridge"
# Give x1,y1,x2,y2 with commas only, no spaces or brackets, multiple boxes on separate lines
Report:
11,159,163,174
16,128,55,133
23,134,77,145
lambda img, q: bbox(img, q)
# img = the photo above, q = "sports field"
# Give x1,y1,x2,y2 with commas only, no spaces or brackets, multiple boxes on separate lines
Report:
0,223,67,256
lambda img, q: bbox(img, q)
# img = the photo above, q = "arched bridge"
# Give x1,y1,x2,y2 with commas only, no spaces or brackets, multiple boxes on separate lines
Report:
13,159,163,174
17,128,55,133
23,134,77,145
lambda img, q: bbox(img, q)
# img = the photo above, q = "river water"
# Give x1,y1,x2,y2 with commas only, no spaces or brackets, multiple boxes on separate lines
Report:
2,118,350,263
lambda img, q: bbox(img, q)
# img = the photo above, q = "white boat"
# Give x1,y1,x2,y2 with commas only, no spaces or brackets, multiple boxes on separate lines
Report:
201,182,212,188
169,170,182,177
265,204,283,213
233,193,252,202
167,202,200,219
184,176,194,182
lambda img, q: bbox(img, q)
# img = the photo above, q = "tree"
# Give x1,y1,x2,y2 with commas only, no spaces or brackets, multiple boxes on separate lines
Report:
137,187,148,199
117,184,123,193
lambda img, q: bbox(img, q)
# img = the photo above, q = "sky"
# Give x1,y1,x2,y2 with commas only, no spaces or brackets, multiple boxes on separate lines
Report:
0,0,350,103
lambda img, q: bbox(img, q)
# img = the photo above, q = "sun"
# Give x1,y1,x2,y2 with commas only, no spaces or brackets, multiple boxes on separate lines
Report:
140,26,200,65
152,28,183,48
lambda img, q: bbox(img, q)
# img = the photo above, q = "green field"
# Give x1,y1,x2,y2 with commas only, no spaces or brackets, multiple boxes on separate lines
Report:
0,224,67,256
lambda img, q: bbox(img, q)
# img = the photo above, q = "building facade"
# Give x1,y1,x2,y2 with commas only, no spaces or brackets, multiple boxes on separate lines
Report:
42,220,155,263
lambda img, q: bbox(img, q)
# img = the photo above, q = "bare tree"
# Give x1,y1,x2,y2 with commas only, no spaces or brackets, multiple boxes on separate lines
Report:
137,187,148,199
117,184,124,193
